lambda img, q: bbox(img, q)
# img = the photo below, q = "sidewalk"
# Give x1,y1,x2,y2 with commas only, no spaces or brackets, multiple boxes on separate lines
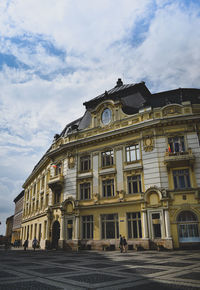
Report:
0,248,200,289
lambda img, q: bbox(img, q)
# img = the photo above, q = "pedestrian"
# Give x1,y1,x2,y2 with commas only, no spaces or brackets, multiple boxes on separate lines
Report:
23,239,28,251
119,234,123,253
123,236,128,253
32,237,38,251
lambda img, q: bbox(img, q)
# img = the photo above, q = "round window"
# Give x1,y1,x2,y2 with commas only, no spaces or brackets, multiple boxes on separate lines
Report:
101,108,112,125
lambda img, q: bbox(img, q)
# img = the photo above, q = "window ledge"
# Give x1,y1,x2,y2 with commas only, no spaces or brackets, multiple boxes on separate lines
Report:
99,168,116,175
78,172,93,179
123,164,143,171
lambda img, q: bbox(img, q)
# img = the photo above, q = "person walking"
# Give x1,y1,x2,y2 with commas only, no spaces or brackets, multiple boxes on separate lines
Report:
32,237,38,251
119,234,123,253
123,236,128,253
23,239,28,251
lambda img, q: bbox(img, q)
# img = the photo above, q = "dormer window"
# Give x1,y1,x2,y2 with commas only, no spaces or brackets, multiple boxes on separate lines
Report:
101,108,112,125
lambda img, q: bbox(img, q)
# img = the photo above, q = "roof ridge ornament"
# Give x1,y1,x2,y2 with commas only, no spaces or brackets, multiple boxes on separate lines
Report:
115,78,123,87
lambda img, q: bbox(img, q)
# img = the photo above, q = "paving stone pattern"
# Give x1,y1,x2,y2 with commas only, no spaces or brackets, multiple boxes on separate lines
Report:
0,248,200,290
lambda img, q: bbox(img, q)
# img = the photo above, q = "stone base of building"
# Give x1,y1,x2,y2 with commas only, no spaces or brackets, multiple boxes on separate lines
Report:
40,238,174,251
149,238,173,250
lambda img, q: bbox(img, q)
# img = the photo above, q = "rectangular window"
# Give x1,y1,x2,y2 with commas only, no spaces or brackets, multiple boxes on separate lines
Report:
82,215,93,239
102,179,115,197
173,169,191,189
102,150,114,167
127,175,142,194
127,212,142,239
80,155,91,172
80,183,91,200
126,144,140,162
168,136,185,153
101,214,119,239
54,192,61,204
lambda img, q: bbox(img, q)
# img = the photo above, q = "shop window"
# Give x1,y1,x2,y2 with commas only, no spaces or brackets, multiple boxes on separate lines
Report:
168,136,185,153
80,183,91,200
82,215,93,239
101,214,119,239
102,179,114,197
127,175,142,194
127,212,142,238
126,144,140,162
101,150,114,167
80,155,91,172
173,169,191,189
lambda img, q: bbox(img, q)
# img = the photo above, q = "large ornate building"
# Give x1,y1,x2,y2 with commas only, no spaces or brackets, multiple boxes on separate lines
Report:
21,79,200,250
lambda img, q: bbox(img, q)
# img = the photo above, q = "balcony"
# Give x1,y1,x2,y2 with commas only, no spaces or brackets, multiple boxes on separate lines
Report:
48,173,64,191
164,148,195,168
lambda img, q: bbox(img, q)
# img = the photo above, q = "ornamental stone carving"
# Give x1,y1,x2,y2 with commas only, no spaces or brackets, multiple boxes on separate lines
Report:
143,137,154,152
68,154,75,169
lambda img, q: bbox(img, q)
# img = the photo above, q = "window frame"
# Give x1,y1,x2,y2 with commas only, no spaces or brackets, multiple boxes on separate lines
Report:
173,169,191,189
101,149,114,168
80,155,91,172
168,136,186,153
101,213,119,239
125,144,140,163
127,175,142,194
127,212,142,239
102,179,115,197
80,182,91,200
82,215,94,239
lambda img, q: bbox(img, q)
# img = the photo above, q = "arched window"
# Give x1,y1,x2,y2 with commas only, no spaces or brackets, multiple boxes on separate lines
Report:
177,211,200,243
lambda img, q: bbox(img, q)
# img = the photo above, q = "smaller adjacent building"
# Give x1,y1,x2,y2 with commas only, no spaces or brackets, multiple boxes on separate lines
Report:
11,190,24,244
5,215,14,244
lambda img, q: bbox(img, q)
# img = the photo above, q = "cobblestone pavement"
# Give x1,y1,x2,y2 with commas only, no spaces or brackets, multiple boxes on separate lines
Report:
0,247,200,290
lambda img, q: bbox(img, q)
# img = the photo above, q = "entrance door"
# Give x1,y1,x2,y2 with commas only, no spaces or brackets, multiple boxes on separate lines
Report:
152,213,161,238
52,221,60,249
67,220,73,240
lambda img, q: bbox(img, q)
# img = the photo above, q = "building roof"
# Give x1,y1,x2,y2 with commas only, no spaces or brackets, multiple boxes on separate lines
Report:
13,190,24,203
83,79,151,109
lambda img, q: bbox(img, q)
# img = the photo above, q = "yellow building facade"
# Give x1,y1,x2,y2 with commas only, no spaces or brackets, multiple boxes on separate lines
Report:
21,80,200,250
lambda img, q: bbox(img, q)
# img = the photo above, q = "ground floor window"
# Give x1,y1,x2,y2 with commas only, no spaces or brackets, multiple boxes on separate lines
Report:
127,212,142,238
101,214,119,239
82,215,93,239
177,211,200,243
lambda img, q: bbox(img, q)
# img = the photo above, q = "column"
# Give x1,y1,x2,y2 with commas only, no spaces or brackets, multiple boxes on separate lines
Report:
74,215,80,240
92,152,99,195
164,210,171,238
60,212,65,240
142,211,148,238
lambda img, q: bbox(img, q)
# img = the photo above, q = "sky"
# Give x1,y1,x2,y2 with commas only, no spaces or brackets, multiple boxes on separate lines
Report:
0,0,200,235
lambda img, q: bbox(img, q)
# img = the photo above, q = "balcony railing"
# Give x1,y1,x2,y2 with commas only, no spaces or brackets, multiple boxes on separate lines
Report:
164,148,195,168
48,173,64,191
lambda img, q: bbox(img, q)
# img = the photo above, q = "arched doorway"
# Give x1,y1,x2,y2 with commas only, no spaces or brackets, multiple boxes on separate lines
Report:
177,211,200,243
52,221,60,249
